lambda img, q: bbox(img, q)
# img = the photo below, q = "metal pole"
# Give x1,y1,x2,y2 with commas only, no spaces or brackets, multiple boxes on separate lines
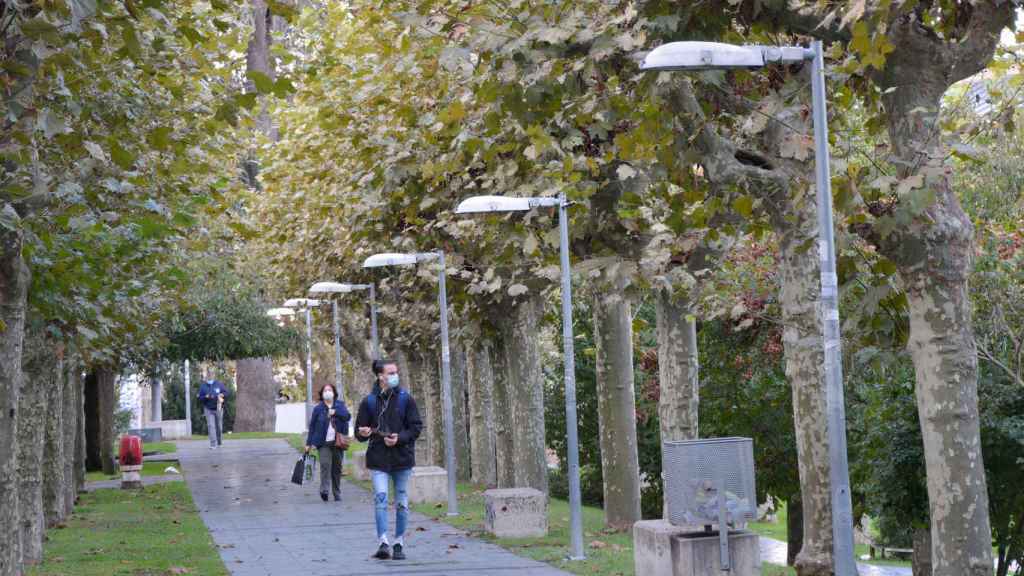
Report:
558,191,585,560
333,299,344,400
369,284,380,360
435,251,459,516
184,360,191,433
810,39,856,576
305,307,314,428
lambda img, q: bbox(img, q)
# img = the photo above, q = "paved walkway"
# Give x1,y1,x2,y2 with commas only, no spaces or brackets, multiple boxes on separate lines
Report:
176,439,571,576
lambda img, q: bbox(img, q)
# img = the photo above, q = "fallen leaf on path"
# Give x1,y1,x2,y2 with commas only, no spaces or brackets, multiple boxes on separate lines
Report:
590,540,608,549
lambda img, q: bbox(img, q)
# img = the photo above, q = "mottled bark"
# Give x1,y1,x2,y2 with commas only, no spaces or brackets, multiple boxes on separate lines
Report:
499,295,547,493
62,356,79,519
426,349,444,468
17,329,48,565
397,348,431,466
655,287,699,442
467,338,497,487
42,350,65,528
96,367,117,475
592,266,642,530
74,365,86,492
0,229,28,576
245,0,277,140
787,497,804,567
234,358,278,432
777,189,833,576
450,342,471,482
867,13,1007,573
491,337,515,488
913,527,933,576
83,371,101,471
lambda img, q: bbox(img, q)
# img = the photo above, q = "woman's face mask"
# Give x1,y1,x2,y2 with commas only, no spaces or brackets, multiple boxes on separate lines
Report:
323,390,335,402
386,374,400,389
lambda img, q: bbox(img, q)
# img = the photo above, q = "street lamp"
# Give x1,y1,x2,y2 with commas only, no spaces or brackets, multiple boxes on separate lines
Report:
308,281,380,402
455,192,585,561
283,298,321,427
363,251,458,517
641,40,856,575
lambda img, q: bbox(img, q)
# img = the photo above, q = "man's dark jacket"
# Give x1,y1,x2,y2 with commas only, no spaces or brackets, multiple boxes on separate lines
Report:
354,384,423,472
197,380,229,412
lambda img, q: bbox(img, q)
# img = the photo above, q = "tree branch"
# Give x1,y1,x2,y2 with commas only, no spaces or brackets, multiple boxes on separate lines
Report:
949,0,1017,84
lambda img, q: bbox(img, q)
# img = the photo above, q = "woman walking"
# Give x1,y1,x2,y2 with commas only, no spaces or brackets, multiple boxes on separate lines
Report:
304,384,351,502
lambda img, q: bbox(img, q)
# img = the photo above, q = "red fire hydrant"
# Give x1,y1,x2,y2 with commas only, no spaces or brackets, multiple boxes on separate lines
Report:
119,435,143,489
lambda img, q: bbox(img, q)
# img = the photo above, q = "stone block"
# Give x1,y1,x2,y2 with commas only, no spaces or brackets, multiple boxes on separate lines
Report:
634,520,760,576
351,450,370,481
634,519,700,576
407,466,447,504
674,530,760,576
154,419,189,440
483,488,547,538
121,464,142,490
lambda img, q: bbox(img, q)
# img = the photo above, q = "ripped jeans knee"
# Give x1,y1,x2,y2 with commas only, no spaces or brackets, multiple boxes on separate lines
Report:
374,492,389,512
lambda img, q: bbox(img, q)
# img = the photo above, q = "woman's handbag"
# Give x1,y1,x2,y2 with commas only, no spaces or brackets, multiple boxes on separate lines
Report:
334,432,351,450
291,455,307,485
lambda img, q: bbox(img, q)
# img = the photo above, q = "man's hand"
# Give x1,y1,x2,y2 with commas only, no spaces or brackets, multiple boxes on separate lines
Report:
384,433,398,447
357,426,372,438
304,445,311,453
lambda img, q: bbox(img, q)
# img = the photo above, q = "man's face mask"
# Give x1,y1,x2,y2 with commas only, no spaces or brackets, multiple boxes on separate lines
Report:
386,374,400,389
323,390,335,401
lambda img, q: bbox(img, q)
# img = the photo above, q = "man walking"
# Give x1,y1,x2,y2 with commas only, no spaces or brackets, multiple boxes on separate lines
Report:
197,369,229,450
355,359,423,561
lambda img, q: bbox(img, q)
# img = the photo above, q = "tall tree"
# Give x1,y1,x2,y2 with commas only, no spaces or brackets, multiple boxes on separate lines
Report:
466,333,498,487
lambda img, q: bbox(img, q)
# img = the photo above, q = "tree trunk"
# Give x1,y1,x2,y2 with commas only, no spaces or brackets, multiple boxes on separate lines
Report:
467,338,497,487
74,364,86,491
0,228,28,576
245,0,277,140
62,356,80,519
233,358,278,433
17,329,48,565
97,367,117,475
874,30,997,573
787,496,804,567
42,349,65,528
499,295,548,493
84,371,101,471
778,200,833,576
450,342,471,482
913,527,933,576
491,337,515,488
150,375,162,423
592,267,642,530
426,349,444,468
655,288,699,442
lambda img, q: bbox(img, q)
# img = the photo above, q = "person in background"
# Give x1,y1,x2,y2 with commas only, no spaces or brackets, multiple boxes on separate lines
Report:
197,369,229,450
304,383,351,502
355,359,423,561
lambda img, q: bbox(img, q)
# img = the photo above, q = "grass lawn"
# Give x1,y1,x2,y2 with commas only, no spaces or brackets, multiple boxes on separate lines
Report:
28,482,227,576
85,461,181,482
143,441,177,455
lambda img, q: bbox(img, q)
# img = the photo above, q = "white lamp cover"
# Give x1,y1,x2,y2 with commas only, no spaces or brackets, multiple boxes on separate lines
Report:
641,41,765,71
283,298,320,308
266,307,296,317
363,253,422,268
309,281,354,294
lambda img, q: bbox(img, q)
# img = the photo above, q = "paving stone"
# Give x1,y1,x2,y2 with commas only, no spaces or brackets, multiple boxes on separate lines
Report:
176,439,571,576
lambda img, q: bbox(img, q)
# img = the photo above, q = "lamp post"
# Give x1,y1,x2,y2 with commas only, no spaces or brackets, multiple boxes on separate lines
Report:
283,298,320,427
308,281,380,402
455,192,585,561
184,359,191,434
363,251,458,517
641,40,856,574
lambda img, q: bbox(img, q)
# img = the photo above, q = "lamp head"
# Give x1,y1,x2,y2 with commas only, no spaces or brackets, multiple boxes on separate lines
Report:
363,252,436,268
283,298,320,308
455,195,559,214
266,307,296,317
640,41,811,72
309,281,354,295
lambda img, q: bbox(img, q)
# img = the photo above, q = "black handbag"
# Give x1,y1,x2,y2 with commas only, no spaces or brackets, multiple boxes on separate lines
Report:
291,456,306,485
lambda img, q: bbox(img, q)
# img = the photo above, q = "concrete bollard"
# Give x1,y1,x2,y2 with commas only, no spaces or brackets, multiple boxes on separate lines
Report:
407,466,447,504
483,488,548,538
351,450,370,481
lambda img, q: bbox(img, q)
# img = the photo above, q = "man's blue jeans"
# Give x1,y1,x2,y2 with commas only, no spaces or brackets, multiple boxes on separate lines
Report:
371,468,412,541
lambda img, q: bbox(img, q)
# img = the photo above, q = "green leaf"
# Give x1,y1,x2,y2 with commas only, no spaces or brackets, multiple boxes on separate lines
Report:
147,127,173,150
247,70,275,94
732,195,754,218
272,77,296,98
109,141,135,170
21,17,59,39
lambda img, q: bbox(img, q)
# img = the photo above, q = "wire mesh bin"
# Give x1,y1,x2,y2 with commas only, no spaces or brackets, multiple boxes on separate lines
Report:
663,437,756,529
